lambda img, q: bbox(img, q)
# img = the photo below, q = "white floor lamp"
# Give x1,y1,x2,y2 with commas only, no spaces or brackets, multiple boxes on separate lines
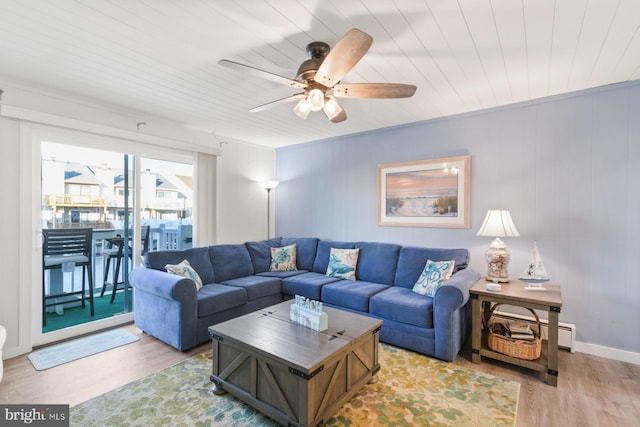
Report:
261,181,280,239
0,324,6,383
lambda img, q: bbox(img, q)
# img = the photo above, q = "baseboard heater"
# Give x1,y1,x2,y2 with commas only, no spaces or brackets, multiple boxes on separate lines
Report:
493,310,576,353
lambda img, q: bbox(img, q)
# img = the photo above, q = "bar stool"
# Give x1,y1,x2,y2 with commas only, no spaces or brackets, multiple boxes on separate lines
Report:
42,228,95,326
101,236,125,303
101,226,150,303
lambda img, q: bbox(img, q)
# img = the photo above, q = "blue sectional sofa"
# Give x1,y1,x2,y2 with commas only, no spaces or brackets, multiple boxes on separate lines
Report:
129,237,480,361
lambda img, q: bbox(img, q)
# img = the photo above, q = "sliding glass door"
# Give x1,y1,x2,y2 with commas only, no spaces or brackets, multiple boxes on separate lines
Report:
41,143,136,332
40,142,195,334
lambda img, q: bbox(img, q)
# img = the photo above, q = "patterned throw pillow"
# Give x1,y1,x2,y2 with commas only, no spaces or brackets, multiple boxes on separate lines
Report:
326,248,360,280
165,259,203,291
412,260,455,297
270,244,298,271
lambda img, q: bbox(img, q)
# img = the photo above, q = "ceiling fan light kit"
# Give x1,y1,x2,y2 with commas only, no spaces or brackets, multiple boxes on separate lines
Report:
293,98,312,120
219,28,416,123
306,88,325,111
323,96,343,121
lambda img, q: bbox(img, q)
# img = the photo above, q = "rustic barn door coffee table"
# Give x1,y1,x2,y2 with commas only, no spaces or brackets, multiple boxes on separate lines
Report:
209,300,383,427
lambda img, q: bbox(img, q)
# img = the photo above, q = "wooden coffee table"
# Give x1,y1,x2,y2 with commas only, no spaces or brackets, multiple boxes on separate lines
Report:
209,301,383,427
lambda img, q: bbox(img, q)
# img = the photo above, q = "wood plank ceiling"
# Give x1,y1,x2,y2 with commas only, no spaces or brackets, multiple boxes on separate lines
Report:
0,0,638,148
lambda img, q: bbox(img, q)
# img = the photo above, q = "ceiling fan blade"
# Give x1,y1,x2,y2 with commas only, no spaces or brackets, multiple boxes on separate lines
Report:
219,59,307,89
314,28,373,88
249,93,306,113
333,83,417,99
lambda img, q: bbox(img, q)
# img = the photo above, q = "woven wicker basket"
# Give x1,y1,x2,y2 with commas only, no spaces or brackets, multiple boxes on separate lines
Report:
486,304,542,360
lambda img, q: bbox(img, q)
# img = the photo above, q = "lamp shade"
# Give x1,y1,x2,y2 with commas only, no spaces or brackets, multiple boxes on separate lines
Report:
476,210,520,237
323,95,343,120
307,88,325,111
293,99,311,119
261,180,280,190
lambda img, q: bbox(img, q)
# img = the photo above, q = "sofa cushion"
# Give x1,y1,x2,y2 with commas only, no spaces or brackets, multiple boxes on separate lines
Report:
281,237,319,271
412,260,455,297
209,244,254,282
394,247,469,288
270,244,297,271
245,238,283,273
145,247,215,284
321,280,389,312
196,284,247,318
165,259,203,290
326,248,359,280
370,287,434,329
312,240,356,273
281,272,341,300
257,270,308,279
221,275,282,301
355,242,401,285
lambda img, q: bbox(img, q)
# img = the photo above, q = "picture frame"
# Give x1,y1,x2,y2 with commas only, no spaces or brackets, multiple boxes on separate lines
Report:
377,155,471,228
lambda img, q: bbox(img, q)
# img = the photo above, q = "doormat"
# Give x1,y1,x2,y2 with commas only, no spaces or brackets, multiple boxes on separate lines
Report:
70,343,520,426
28,329,139,370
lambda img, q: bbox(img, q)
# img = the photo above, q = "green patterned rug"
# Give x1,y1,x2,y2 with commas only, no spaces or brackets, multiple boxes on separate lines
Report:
70,343,519,426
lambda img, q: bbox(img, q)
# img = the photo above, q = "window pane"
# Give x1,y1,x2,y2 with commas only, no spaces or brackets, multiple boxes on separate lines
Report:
140,158,193,251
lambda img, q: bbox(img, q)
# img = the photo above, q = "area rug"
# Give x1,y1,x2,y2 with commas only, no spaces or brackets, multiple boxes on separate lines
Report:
70,343,519,426
28,329,139,370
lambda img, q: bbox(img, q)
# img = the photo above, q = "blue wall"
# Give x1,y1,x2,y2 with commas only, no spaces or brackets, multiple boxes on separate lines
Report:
275,81,640,355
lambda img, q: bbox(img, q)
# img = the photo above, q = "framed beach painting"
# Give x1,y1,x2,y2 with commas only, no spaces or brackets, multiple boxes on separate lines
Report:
377,155,471,228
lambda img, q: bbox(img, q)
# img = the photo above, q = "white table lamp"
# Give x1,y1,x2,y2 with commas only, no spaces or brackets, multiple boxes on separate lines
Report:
476,209,520,283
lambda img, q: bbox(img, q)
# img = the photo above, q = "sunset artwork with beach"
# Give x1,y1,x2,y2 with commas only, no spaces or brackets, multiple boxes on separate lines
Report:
377,156,470,228
385,168,459,218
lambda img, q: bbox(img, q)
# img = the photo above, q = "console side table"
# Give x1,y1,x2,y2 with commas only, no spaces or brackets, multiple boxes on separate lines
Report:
470,280,562,386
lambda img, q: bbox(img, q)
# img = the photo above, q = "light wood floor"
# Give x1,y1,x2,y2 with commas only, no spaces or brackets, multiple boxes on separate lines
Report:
1,323,638,427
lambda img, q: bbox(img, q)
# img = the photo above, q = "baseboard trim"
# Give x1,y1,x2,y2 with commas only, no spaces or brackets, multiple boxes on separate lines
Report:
575,341,640,365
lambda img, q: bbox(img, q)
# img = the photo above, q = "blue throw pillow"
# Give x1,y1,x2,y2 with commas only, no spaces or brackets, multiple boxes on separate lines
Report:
412,260,455,297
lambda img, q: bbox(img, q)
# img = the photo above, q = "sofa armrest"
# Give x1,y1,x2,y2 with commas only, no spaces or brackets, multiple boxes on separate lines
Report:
129,267,197,302
433,268,481,361
434,268,481,311
129,267,199,351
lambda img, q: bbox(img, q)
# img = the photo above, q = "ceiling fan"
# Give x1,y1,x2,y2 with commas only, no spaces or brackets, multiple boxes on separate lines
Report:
219,28,417,123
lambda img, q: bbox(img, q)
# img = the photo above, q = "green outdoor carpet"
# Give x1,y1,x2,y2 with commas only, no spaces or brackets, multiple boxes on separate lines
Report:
70,343,519,426
43,291,130,333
